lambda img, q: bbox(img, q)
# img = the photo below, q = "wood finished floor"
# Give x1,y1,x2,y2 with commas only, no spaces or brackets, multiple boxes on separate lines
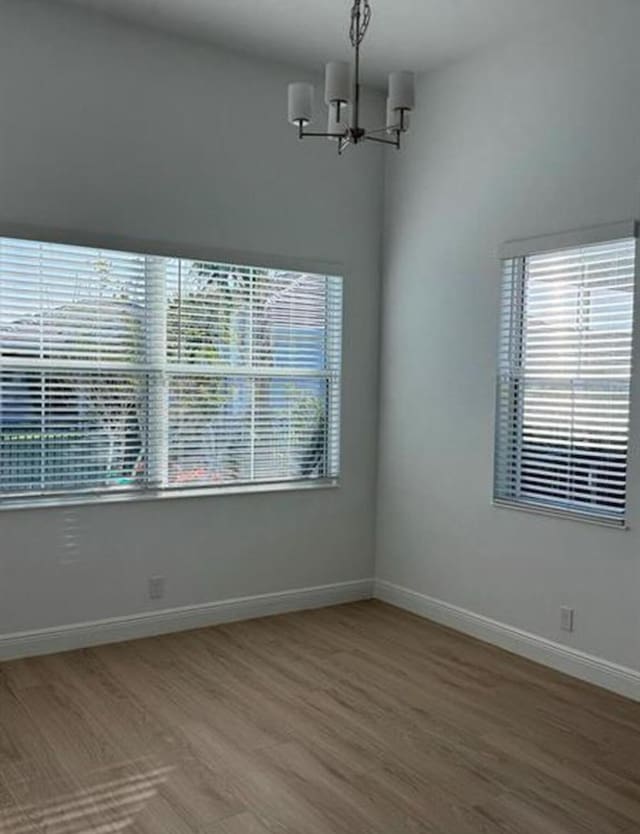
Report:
0,601,639,834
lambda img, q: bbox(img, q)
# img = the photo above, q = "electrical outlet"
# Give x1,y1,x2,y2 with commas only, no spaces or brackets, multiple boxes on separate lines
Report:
148,576,165,600
560,606,575,633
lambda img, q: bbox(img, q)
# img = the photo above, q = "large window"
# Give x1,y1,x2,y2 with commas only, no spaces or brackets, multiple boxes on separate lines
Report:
0,237,342,503
494,226,637,526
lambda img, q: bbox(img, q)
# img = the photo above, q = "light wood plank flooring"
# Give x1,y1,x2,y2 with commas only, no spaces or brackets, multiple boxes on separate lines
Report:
0,601,639,833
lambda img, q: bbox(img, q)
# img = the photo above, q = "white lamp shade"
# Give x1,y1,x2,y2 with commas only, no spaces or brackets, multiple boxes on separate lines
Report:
328,103,349,140
388,71,415,112
288,82,313,125
386,98,410,133
325,61,351,105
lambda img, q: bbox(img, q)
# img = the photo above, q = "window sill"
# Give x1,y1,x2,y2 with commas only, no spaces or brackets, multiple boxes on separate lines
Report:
492,498,628,530
0,478,340,512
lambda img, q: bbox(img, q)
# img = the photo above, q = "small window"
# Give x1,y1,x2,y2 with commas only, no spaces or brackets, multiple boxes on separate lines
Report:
0,237,342,504
494,226,637,526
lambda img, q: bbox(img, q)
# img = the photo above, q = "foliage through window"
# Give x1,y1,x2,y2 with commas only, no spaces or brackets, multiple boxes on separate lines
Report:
494,232,636,525
0,237,342,502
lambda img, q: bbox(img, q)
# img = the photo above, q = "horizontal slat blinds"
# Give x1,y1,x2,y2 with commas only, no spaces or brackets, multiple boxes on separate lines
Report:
166,375,331,486
0,237,342,502
494,236,636,524
0,369,148,494
0,239,148,364
166,263,333,369
163,261,342,488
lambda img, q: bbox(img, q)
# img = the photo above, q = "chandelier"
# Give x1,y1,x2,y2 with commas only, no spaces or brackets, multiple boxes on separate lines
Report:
287,0,416,154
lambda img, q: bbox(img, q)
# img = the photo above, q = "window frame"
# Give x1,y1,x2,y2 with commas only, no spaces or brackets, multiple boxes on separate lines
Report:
493,221,639,528
0,225,344,510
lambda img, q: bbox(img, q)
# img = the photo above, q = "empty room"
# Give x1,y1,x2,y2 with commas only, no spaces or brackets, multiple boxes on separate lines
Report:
1,0,639,831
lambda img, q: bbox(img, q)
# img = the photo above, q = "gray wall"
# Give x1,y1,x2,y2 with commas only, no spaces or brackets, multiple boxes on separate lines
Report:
0,0,384,633
378,3,640,671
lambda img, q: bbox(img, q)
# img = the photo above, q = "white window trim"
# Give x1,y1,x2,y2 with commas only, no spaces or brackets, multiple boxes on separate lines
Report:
0,477,340,512
500,220,638,261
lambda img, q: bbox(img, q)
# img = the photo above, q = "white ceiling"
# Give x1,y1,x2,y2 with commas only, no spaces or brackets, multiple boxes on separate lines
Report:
60,0,612,86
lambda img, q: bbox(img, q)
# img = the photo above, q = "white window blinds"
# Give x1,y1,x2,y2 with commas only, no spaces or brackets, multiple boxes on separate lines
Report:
494,232,637,525
0,237,342,503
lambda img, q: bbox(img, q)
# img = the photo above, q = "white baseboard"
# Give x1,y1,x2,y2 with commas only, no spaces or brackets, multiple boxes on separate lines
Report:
374,579,640,702
0,578,374,662
5,576,638,703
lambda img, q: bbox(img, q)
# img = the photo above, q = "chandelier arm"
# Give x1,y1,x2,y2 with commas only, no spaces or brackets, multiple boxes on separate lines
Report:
364,125,397,137
299,131,348,139
298,122,347,140
365,134,400,149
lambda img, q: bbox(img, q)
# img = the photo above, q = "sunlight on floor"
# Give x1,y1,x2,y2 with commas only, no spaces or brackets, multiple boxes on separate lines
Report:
0,765,173,834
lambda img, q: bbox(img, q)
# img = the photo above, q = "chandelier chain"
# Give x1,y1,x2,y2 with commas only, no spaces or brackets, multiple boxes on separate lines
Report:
349,0,372,47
